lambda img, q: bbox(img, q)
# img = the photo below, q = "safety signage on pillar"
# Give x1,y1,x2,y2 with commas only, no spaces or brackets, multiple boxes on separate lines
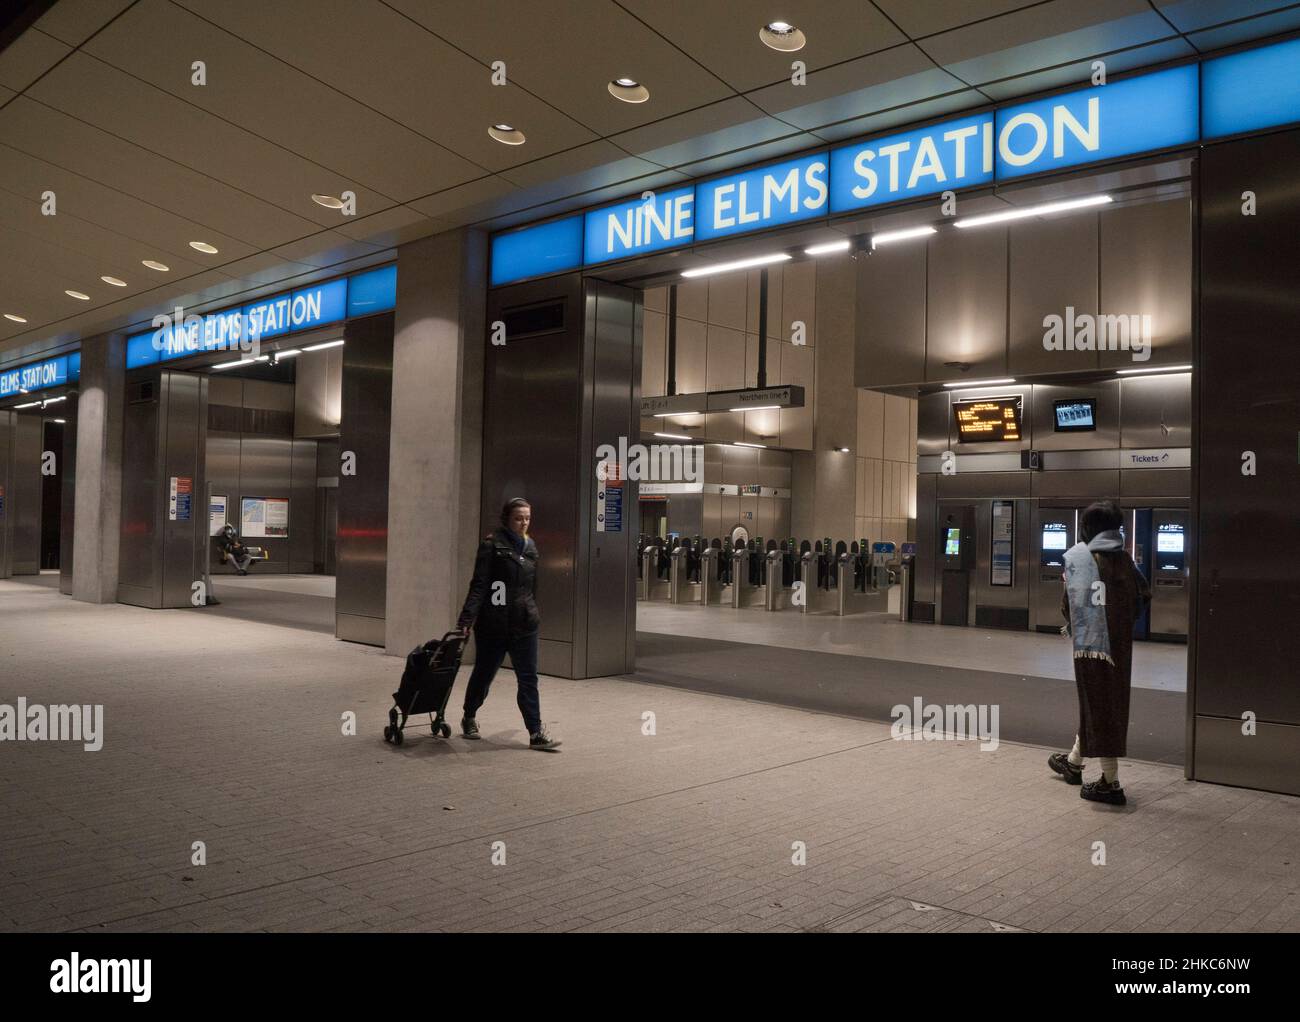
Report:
596,459,623,534
169,476,193,522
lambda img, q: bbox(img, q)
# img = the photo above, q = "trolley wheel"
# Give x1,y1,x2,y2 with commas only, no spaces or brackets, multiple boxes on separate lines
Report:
388,708,398,726
392,728,404,746
440,722,452,738
383,725,393,743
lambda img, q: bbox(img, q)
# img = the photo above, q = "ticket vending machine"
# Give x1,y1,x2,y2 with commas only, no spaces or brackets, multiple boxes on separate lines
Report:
939,505,975,625
1149,510,1189,642
1034,509,1075,632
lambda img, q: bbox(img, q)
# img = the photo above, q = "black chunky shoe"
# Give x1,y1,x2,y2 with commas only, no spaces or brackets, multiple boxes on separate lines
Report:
529,728,561,751
1080,778,1127,805
461,716,481,740
1048,752,1083,785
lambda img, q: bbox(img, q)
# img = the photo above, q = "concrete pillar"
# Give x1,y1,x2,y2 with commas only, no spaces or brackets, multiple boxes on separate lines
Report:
384,229,486,655
72,333,124,603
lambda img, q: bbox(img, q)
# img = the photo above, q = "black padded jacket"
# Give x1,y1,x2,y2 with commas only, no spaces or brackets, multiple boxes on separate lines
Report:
457,528,540,642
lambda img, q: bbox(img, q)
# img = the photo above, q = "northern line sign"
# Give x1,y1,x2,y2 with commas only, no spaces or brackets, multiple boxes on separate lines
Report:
492,36,1300,286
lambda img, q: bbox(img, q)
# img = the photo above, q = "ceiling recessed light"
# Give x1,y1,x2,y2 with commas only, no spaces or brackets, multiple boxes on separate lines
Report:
953,194,1112,230
804,239,851,256
943,378,1017,389
302,339,345,352
189,241,219,254
101,275,127,287
142,260,170,271
608,78,650,103
311,193,346,209
65,290,90,300
760,21,806,51
681,252,791,278
734,441,766,448
488,124,526,145
3,313,26,323
872,225,938,247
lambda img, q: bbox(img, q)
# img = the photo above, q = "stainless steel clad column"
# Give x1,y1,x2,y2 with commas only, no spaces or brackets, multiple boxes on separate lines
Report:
9,411,42,575
117,369,208,609
59,401,76,595
482,274,640,679
0,410,11,578
1195,129,1300,795
335,312,394,646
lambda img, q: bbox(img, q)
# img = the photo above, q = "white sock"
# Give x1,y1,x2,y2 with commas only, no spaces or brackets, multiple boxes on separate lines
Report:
1067,735,1083,767
1100,758,1119,784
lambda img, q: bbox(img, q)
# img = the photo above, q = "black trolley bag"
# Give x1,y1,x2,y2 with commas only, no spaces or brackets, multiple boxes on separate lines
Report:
383,631,468,745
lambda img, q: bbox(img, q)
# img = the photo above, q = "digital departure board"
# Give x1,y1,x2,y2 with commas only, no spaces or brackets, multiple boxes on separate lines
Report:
953,397,1021,442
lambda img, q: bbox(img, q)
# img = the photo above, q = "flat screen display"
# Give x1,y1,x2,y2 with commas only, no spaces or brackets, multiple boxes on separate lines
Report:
1054,398,1097,432
1157,530,1184,554
1042,526,1068,551
944,528,961,556
954,397,1021,442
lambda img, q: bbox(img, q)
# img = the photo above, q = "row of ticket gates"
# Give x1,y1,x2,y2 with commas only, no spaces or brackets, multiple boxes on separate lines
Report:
635,535,915,615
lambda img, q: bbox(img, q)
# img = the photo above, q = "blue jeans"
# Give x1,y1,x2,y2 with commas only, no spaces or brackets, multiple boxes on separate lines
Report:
463,631,541,734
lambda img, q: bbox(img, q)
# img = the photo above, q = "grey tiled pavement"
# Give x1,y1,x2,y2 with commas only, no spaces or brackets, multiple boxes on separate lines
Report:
1,578,1297,934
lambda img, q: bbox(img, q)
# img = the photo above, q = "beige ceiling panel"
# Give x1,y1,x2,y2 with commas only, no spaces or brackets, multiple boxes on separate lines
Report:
873,0,1044,38
206,251,327,291
406,176,518,222
0,98,322,250
619,0,907,93
670,133,827,181
918,0,1174,85
610,96,801,168
267,231,387,270
34,0,136,46
497,141,681,206
0,84,15,106
334,205,447,249
173,0,596,173
0,27,70,92
810,89,985,143
748,45,968,126
385,0,734,136
1152,0,1293,33
0,143,251,269
28,53,397,229
978,38,1195,100
485,170,698,231
0,185,217,299
84,0,481,202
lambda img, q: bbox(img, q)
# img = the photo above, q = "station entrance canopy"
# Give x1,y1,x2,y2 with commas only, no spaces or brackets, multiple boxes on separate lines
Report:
490,36,1300,286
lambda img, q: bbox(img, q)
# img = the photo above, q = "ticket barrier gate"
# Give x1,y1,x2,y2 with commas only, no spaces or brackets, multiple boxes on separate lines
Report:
797,552,834,614
669,545,697,604
764,549,789,610
639,546,669,600
731,544,764,608
835,553,885,615
700,546,722,605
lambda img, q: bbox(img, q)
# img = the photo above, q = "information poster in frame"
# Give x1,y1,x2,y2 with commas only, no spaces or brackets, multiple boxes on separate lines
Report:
991,500,1015,586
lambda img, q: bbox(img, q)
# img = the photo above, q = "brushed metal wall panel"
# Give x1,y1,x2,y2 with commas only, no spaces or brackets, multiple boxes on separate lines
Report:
484,276,583,672
916,391,950,457
8,412,42,575
577,280,640,677
937,471,1031,498
1099,197,1192,369
1196,129,1300,732
926,228,1007,382
856,241,926,387
1031,468,1119,500
914,472,937,602
117,374,162,604
289,439,317,572
1120,468,1190,499
335,313,393,645
1194,716,1300,797
1009,214,1100,376
1120,373,1192,449
1030,380,1120,451
159,371,207,609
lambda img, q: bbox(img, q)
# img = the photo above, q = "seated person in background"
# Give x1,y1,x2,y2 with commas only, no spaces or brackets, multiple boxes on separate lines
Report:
217,524,254,575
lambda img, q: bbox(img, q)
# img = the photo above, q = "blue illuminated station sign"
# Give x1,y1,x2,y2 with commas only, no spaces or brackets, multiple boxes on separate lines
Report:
124,264,395,370
490,36,1300,286
0,353,81,399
